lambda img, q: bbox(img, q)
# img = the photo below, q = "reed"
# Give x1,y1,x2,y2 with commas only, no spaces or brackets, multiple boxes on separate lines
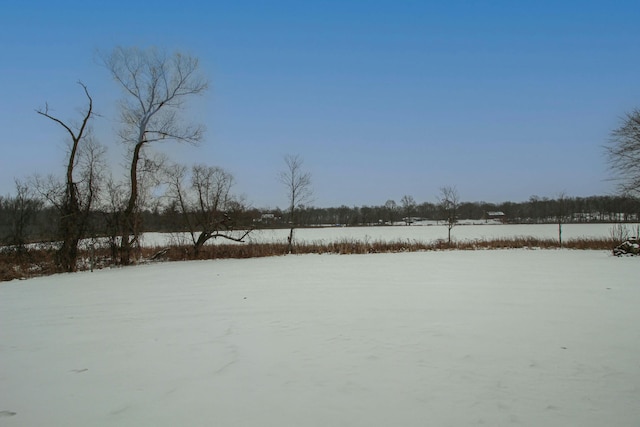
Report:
0,236,626,282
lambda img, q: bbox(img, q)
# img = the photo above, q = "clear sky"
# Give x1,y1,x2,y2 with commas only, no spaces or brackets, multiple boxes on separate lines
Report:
2,0,640,208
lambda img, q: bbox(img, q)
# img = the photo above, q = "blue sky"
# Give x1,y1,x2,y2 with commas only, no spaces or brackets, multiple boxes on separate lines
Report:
2,0,640,208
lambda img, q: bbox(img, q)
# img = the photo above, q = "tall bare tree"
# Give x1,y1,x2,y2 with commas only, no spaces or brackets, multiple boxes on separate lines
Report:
279,154,312,253
607,110,640,195
35,82,102,271
439,186,460,245
102,46,208,264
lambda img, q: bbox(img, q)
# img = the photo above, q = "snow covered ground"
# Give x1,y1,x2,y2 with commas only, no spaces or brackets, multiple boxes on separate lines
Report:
1,249,639,426
142,223,634,247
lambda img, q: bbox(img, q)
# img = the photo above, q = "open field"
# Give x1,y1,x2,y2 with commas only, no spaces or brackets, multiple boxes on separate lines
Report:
1,250,639,426
143,223,637,247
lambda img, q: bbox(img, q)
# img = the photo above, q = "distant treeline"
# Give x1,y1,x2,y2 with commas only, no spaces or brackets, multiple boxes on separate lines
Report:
259,195,640,227
1,194,639,246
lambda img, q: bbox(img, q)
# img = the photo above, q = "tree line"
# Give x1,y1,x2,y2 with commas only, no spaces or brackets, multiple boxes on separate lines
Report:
265,194,640,227
2,192,639,246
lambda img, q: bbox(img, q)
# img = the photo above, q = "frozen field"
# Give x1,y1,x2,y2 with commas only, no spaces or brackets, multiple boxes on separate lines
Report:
1,250,639,426
142,223,634,247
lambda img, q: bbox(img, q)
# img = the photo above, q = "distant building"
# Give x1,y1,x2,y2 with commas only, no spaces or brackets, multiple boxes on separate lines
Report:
484,211,507,223
254,213,278,224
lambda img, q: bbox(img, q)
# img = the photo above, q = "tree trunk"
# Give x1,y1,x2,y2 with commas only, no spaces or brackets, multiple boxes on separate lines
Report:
558,221,562,248
287,227,294,254
193,231,211,257
56,182,82,272
120,141,144,265
56,210,80,271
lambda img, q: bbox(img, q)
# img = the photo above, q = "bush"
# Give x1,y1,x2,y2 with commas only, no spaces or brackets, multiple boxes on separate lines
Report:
613,238,640,256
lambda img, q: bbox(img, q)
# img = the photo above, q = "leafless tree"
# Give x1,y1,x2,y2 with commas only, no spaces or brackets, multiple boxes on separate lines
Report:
279,154,312,253
400,195,416,225
1,180,43,250
607,110,640,195
102,46,208,264
556,191,567,248
164,163,250,256
98,176,126,260
439,186,460,245
384,199,399,224
35,82,103,271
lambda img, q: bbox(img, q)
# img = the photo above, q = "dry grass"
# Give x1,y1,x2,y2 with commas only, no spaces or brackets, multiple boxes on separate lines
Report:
0,236,626,282
0,247,58,282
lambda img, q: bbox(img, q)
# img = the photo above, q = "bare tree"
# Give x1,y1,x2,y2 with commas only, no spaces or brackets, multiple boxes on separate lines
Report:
102,46,208,264
99,176,126,260
439,186,460,245
400,195,416,225
384,199,399,224
164,163,250,256
1,180,43,250
607,110,640,195
279,154,312,253
556,191,567,248
35,82,103,271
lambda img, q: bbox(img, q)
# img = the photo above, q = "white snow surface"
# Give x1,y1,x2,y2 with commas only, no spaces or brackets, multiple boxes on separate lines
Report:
142,223,634,247
2,250,640,426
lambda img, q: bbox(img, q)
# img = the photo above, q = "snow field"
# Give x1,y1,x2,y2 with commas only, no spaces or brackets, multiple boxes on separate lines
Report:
1,250,639,426
142,223,633,247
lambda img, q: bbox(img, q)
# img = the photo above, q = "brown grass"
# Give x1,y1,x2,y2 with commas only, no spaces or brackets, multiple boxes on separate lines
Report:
0,236,625,282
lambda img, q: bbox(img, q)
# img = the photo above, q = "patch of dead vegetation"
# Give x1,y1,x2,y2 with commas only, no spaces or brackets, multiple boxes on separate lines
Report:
0,236,625,282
